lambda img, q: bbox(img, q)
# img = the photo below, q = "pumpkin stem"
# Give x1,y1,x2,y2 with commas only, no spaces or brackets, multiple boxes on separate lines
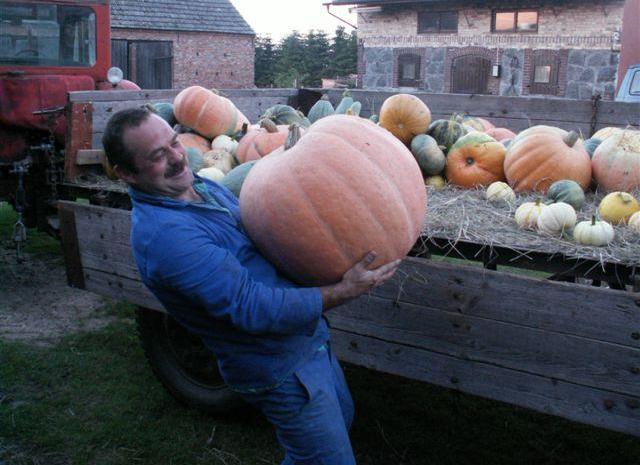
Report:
260,119,279,133
284,124,301,150
320,94,330,101
241,122,249,136
591,214,596,226
563,130,580,147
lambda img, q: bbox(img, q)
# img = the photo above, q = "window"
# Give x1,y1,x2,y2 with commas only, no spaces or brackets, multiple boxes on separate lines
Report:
630,71,640,95
529,50,560,96
0,2,96,67
397,54,421,87
534,65,551,83
418,11,458,33
492,10,538,33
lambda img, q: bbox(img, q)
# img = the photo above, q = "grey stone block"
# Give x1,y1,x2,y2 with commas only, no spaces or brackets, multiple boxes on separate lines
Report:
579,68,595,83
567,65,584,82
597,66,616,83
428,76,444,93
565,81,579,99
586,51,609,67
432,47,445,61
610,52,620,66
568,50,586,66
578,83,594,100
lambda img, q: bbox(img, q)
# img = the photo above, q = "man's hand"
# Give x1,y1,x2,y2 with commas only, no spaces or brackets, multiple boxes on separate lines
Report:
320,252,401,311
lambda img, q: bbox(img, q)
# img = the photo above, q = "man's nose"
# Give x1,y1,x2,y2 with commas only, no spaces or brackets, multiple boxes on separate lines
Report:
168,146,185,163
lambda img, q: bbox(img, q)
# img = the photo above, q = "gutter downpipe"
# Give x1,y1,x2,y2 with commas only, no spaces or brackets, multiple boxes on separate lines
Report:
323,3,358,29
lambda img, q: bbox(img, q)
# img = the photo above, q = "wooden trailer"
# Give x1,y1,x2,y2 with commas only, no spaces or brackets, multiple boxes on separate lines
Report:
58,88,640,437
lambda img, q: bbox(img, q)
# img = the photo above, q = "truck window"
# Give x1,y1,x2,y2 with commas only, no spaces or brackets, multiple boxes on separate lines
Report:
0,2,96,67
630,71,640,96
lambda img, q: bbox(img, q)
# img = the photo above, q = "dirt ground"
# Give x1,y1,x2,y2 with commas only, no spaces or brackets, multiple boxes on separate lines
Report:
0,245,116,346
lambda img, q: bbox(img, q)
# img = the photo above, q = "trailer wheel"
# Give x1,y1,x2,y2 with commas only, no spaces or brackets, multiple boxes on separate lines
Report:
135,307,244,414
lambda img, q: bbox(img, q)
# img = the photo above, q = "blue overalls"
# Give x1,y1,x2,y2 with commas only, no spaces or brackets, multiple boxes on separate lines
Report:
129,176,356,464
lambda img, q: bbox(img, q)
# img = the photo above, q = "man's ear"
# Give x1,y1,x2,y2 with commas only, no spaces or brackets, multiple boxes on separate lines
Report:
114,165,135,184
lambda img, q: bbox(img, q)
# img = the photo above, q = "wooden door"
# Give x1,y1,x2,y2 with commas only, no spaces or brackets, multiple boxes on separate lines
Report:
451,55,490,94
110,39,129,79
132,41,173,89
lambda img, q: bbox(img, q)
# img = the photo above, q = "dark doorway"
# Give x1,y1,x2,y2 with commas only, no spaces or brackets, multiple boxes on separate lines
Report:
451,55,490,94
397,53,422,87
110,39,173,89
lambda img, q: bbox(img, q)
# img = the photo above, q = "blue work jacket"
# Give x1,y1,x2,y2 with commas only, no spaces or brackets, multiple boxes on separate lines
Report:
129,176,328,393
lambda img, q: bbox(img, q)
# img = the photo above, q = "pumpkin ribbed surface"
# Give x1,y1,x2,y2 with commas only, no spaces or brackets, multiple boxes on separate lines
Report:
445,132,506,188
504,126,591,193
235,121,292,163
427,119,467,152
239,115,427,285
379,94,432,145
591,130,640,192
485,127,516,142
173,86,249,139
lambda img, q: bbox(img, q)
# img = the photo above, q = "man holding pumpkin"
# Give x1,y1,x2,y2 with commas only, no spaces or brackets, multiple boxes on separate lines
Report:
102,107,401,465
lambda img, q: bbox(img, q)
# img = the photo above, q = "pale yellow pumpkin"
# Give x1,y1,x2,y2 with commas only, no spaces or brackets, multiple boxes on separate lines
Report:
514,200,548,230
536,202,576,235
598,191,640,224
628,211,640,232
573,216,614,246
485,181,515,203
425,175,446,189
197,166,225,182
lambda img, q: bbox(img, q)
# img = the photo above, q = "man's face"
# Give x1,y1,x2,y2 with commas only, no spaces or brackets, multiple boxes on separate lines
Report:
117,114,194,200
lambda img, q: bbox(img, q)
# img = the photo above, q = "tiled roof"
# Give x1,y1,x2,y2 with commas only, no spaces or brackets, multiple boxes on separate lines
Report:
111,0,254,35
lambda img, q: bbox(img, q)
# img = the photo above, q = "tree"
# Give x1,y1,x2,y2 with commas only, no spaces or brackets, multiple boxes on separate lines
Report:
330,26,357,79
303,30,331,87
274,31,308,87
254,35,276,87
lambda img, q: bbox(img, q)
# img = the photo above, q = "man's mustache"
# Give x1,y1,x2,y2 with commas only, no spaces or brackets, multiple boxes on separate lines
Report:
165,157,187,178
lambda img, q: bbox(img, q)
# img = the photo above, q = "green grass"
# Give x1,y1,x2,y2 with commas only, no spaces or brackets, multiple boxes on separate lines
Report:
0,202,60,256
1,311,639,465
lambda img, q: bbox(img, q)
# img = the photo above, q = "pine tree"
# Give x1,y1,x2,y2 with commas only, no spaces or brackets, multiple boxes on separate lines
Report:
254,35,276,87
331,26,357,79
303,30,331,87
274,31,308,87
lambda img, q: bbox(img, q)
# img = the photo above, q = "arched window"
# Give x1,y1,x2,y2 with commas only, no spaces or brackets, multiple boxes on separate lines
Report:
398,53,421,87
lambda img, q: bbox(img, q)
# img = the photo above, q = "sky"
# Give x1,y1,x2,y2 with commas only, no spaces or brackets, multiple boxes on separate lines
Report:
229,0,358,41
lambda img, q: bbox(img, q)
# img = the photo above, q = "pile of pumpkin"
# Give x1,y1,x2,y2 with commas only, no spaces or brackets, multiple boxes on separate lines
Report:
144,86,425,285
372,93,640,247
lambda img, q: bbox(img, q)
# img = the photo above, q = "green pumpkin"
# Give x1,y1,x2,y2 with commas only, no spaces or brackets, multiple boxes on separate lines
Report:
427,119,468,153
369,114,379,123
307,96,334,123
410,134,446,176
546,180,585,210
219,160,258,197
347,101,362,116
261,104,309,127
186,147,204,172
583,137,602,158
334,90,354,114
151,102,176,126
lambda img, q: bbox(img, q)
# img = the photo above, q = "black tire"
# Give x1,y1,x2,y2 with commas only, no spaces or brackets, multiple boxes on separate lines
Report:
135,307,244,414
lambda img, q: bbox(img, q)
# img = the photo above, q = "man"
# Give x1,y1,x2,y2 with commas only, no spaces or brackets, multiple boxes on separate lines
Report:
102,107,401,465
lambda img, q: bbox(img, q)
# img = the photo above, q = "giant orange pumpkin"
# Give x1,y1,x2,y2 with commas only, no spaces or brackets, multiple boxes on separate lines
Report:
235,120,291,163
173,86,249,139
504,126,591,192
591,129,640,192
445,133,506,188
379,94,431,145
239,114,427,285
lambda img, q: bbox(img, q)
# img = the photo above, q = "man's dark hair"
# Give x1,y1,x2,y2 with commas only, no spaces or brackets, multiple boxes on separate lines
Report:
102,107,153,174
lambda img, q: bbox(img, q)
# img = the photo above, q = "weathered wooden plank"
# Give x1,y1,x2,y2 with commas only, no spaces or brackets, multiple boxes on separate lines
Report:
80,252,140,282
68,88,298,103
329,329,640,437
373,257,640,349
76,149,105,165
328,295,640,397
70,202,132,246
58,202,85,288
83,268,164,312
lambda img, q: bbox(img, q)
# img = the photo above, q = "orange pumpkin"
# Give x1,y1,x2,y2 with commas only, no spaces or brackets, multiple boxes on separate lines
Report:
173,86,249,139
504,126,591,193
379,93,432,145
235,120,291,163
485,127,516,141
445,133,506,188
177,132,211,154
239,114,427,285
591,129,640,192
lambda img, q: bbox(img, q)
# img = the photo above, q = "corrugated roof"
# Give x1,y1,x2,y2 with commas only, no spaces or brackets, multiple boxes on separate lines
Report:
111,0,254,35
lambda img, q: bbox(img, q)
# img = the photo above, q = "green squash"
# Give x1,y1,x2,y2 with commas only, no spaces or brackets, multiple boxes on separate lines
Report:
583,137,602,158
186,147,204,172
347,101,362,116
219,160,258,197
335,90,354,114
152,102,176,126
546,180,585,210
261,104,309,127
307,96,334,123
369,114,379,123
427,119,468,153
410,134,446,176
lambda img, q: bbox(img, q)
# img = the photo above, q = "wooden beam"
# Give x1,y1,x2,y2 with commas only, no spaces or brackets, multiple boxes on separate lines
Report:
76,149,105,165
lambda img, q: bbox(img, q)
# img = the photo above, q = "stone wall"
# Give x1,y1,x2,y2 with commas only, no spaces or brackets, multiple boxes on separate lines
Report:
362,47,394,89
565,50,620,100
499,48,524,96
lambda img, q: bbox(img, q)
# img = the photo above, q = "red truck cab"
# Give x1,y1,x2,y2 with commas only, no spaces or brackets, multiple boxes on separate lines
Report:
0,0,137,228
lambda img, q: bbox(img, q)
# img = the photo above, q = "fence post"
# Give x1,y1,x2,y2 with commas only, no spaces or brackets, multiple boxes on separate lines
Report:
589,93,602,137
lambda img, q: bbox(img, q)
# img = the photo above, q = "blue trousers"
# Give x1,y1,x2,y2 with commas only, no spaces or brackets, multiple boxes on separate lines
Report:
239,344,356,465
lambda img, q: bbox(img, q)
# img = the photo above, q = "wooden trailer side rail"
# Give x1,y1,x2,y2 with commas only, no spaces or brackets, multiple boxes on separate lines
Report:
58,200,640,437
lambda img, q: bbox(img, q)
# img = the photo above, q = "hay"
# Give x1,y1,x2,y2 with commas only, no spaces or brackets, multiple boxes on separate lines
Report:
419,185,640,268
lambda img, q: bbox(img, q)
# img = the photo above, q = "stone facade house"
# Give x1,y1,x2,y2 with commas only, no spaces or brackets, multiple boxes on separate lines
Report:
332,0,639,100
110,0,254,90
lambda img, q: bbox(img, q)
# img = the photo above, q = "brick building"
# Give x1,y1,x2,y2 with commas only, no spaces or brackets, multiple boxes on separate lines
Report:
110,0,254,90
331,0,639,100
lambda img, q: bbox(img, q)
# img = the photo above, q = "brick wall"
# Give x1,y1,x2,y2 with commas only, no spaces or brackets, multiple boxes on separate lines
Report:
357,1,624,50
111,28,255,90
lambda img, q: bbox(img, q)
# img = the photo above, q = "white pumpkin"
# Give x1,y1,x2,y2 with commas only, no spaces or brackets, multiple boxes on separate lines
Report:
629,211,640,232
197,166,225,182
202,149,237,174
536,202,577,235
573,216,614,246
515,200,548,230
485,181,515,203
425,175,446,189
211,134,239,156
